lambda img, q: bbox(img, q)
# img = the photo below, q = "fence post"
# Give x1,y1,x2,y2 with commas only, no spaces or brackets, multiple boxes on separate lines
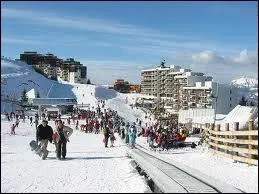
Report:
233,122,239,162
248,120,254,166
225,123,229,154
204,123,209,144
216,124,220,151
209,123,215,149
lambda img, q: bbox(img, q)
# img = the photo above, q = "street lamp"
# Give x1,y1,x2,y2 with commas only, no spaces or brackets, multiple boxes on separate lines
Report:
211,82,219,127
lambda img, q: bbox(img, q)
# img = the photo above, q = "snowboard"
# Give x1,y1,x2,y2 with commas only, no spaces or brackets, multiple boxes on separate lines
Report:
30,140,40,152
29,140,49,159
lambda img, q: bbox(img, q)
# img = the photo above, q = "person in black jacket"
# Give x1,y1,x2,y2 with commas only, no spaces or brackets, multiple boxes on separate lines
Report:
103,126,111,148
36,120,53,160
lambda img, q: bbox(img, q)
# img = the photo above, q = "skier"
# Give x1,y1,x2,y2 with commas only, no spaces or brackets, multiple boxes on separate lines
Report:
36,120,53,160
103,126,111,148
30,117,33,125
121,122,125,139
110,131,116,147
94,120,100,134
125,122,130,144
34,117,39,128
128,126,137,149
53,120,73,160
15,118,20,128
75,120,79,130
10,123,16,135
161,132,168,151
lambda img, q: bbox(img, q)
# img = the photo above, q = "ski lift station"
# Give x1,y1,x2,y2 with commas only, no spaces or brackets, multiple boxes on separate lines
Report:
31,98,77,115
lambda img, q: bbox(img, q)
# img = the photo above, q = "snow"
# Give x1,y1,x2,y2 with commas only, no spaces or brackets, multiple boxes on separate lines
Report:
217,105,258,130
136,137,258,193
26,88,37,99
232,76,258,88
231,76,258,105
1,119,151,193
1,58,258,193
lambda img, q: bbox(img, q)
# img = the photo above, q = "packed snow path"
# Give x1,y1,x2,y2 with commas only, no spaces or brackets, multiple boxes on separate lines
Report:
1,119,151,193
128,144,243,193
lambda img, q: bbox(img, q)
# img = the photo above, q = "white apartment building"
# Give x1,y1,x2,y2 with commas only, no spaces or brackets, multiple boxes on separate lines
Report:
57,65,87,84
57,66,69,82
141,65,237,114
69,66,84,83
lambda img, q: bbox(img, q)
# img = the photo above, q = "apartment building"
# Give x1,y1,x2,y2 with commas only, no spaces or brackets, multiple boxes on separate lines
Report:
20,52,87,84
62,58,87,84
113,79,141,93
141,65,236,114
113,79,129,93
129,84,141,93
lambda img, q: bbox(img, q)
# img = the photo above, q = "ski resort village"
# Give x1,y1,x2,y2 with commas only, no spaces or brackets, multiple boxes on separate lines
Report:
1,2,258,193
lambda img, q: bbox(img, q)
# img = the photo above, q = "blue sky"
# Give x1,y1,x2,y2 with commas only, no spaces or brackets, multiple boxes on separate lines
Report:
1,1,258,85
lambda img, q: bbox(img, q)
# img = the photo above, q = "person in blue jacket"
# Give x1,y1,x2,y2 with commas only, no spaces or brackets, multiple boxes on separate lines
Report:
128,125,137,149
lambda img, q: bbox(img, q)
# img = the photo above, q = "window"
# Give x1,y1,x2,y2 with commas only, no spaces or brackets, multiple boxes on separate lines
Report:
230,104,232,107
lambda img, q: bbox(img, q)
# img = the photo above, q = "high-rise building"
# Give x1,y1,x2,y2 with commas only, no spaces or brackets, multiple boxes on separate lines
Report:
140,65,236,114
20,52,87,84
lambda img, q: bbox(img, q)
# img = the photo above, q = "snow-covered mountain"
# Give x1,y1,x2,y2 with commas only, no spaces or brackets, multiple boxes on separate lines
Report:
230,76,258,105
231,76,258,88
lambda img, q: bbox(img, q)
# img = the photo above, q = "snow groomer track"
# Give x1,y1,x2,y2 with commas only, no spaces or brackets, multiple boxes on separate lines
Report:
127,144,244,193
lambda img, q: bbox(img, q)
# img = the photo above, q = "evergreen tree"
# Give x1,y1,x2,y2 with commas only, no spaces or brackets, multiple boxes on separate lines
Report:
87,79,91,84
21,88,28,104
238,96,247,106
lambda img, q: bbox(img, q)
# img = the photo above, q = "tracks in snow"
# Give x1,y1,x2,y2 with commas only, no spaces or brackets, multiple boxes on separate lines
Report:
130,143,221,193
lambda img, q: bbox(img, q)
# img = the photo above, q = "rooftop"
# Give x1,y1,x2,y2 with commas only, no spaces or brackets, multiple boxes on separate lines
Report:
31,98,77,106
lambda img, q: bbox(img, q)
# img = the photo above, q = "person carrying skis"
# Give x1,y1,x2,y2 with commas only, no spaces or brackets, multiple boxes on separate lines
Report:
53,120,73,160
36,120,54,160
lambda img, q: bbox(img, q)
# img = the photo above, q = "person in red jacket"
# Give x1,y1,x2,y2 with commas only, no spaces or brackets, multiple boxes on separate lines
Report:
156,133,162,148
94,120,100,134
175,132,182,141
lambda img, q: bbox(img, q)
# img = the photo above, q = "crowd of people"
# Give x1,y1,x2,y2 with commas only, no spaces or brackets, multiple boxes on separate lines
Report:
4,98,193,160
